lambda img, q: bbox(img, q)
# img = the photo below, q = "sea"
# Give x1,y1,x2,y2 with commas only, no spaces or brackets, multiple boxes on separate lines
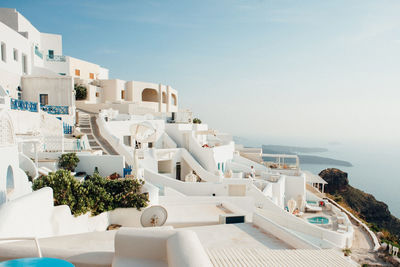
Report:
247,137,400,218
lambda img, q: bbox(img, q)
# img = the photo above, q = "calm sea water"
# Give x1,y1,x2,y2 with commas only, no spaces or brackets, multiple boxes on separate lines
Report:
299,142,400,218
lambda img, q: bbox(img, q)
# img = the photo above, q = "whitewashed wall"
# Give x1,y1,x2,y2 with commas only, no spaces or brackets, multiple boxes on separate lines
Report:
284,174,306,206
21,76,74,107
0,145,32,204
75,154,125,177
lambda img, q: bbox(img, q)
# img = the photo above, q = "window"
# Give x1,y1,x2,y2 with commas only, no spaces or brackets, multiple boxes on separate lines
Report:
6,166,14,195
48,50,54,59
39,94,48,106
89,73,94,79
17,92,21,100
75,69,80,76
58,73,66,76
171,93,177,106
95,92,100,97
121,90,125,99
1,42,6,62
13,49,18,61
21,54,27,74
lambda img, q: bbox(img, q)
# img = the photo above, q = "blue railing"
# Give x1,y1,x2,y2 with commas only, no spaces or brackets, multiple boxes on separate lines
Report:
41,105,69,115
34,47,43,59
123,166,133,177
63,122,73,134
46,55,66,62
10,98,38,112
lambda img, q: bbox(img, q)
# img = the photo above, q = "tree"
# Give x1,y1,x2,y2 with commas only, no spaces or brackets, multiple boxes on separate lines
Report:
74,84,87,100
58,153,80,172
193,118,202,124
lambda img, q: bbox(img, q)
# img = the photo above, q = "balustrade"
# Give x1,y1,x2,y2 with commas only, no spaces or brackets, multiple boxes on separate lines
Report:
10,98,38,112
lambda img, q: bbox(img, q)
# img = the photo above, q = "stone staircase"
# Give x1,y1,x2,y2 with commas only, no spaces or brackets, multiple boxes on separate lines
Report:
76,111,118,156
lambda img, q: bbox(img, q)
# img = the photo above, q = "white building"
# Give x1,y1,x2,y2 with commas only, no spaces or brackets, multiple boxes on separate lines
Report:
0,8,367,267
0,8,178,119
76,79,179,116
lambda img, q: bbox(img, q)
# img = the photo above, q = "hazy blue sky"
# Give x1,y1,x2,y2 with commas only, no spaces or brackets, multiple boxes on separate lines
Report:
3,0,400,146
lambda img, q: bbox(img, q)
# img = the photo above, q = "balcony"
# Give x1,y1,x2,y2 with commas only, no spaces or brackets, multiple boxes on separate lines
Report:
10,98,38,112
41,105,69,115
46,55,66,62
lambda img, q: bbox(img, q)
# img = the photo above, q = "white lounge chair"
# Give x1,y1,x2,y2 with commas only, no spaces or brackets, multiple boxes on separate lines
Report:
305,204,322,212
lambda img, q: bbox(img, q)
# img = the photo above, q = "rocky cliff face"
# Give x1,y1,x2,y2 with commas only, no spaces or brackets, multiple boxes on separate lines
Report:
319,168,400,243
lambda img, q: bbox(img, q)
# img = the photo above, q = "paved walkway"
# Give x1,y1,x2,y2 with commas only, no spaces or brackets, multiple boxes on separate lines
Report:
351,224,390,266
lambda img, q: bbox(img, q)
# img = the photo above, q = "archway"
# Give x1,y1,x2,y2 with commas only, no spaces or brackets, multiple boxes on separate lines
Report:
142,88,159,102
6,165,14,194
162,92,167,104
171,94,177,106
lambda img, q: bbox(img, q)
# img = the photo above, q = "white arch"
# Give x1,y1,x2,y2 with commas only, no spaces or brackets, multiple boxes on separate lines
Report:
6,165,14,194
142,88,159,102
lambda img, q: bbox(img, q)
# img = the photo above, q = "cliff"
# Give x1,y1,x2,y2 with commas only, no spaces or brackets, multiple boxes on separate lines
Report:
319,168,400,244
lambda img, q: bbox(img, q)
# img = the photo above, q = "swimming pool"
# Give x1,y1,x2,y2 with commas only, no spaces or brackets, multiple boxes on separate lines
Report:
307,216,329,224
307,200,317,204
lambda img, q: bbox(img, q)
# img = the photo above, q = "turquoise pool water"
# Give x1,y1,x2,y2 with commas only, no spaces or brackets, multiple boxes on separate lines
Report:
307,216,329,224
307,200,317,204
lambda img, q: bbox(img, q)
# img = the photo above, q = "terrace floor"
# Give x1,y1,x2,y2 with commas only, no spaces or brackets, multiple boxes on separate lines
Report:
0,224,358,267
186,223,292,250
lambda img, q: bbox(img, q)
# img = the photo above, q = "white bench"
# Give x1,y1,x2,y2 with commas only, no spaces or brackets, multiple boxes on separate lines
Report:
112,227,212,267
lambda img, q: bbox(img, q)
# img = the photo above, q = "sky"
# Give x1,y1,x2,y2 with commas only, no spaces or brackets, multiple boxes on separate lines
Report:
3,0,400,146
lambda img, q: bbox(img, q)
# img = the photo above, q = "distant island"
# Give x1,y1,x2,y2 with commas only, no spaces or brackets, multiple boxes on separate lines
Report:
262,145,353,167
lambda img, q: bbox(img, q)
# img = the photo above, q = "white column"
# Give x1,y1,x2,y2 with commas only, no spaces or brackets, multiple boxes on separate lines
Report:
158,83,162,113
166,85,171,113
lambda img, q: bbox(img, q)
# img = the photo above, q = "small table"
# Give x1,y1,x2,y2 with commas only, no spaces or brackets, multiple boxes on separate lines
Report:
0,257,74,267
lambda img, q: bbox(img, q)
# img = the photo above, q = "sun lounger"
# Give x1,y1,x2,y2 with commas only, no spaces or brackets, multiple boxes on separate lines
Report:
305,204,322,212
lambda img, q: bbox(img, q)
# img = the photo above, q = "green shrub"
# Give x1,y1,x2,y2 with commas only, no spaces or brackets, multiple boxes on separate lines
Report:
193,118,202,124
74,84,87,100
82,173,113,215
32,171,149,216
32,169,88,215
342,248,352,256
58,153,80,172
105,178,148,210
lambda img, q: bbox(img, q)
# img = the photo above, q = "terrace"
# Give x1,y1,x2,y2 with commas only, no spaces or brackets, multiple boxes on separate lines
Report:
262,153,300,176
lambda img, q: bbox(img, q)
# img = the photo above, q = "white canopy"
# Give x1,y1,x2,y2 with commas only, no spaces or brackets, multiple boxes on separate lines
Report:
304,170,327,184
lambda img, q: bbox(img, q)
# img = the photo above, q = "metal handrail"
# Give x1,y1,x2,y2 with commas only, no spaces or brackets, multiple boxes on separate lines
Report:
46,55,66,62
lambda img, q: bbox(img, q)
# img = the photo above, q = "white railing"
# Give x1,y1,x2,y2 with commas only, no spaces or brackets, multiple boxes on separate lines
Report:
162,133,177,148
42,135,90,152
253,212,320,249
0,237,42,257
19,153,39,180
